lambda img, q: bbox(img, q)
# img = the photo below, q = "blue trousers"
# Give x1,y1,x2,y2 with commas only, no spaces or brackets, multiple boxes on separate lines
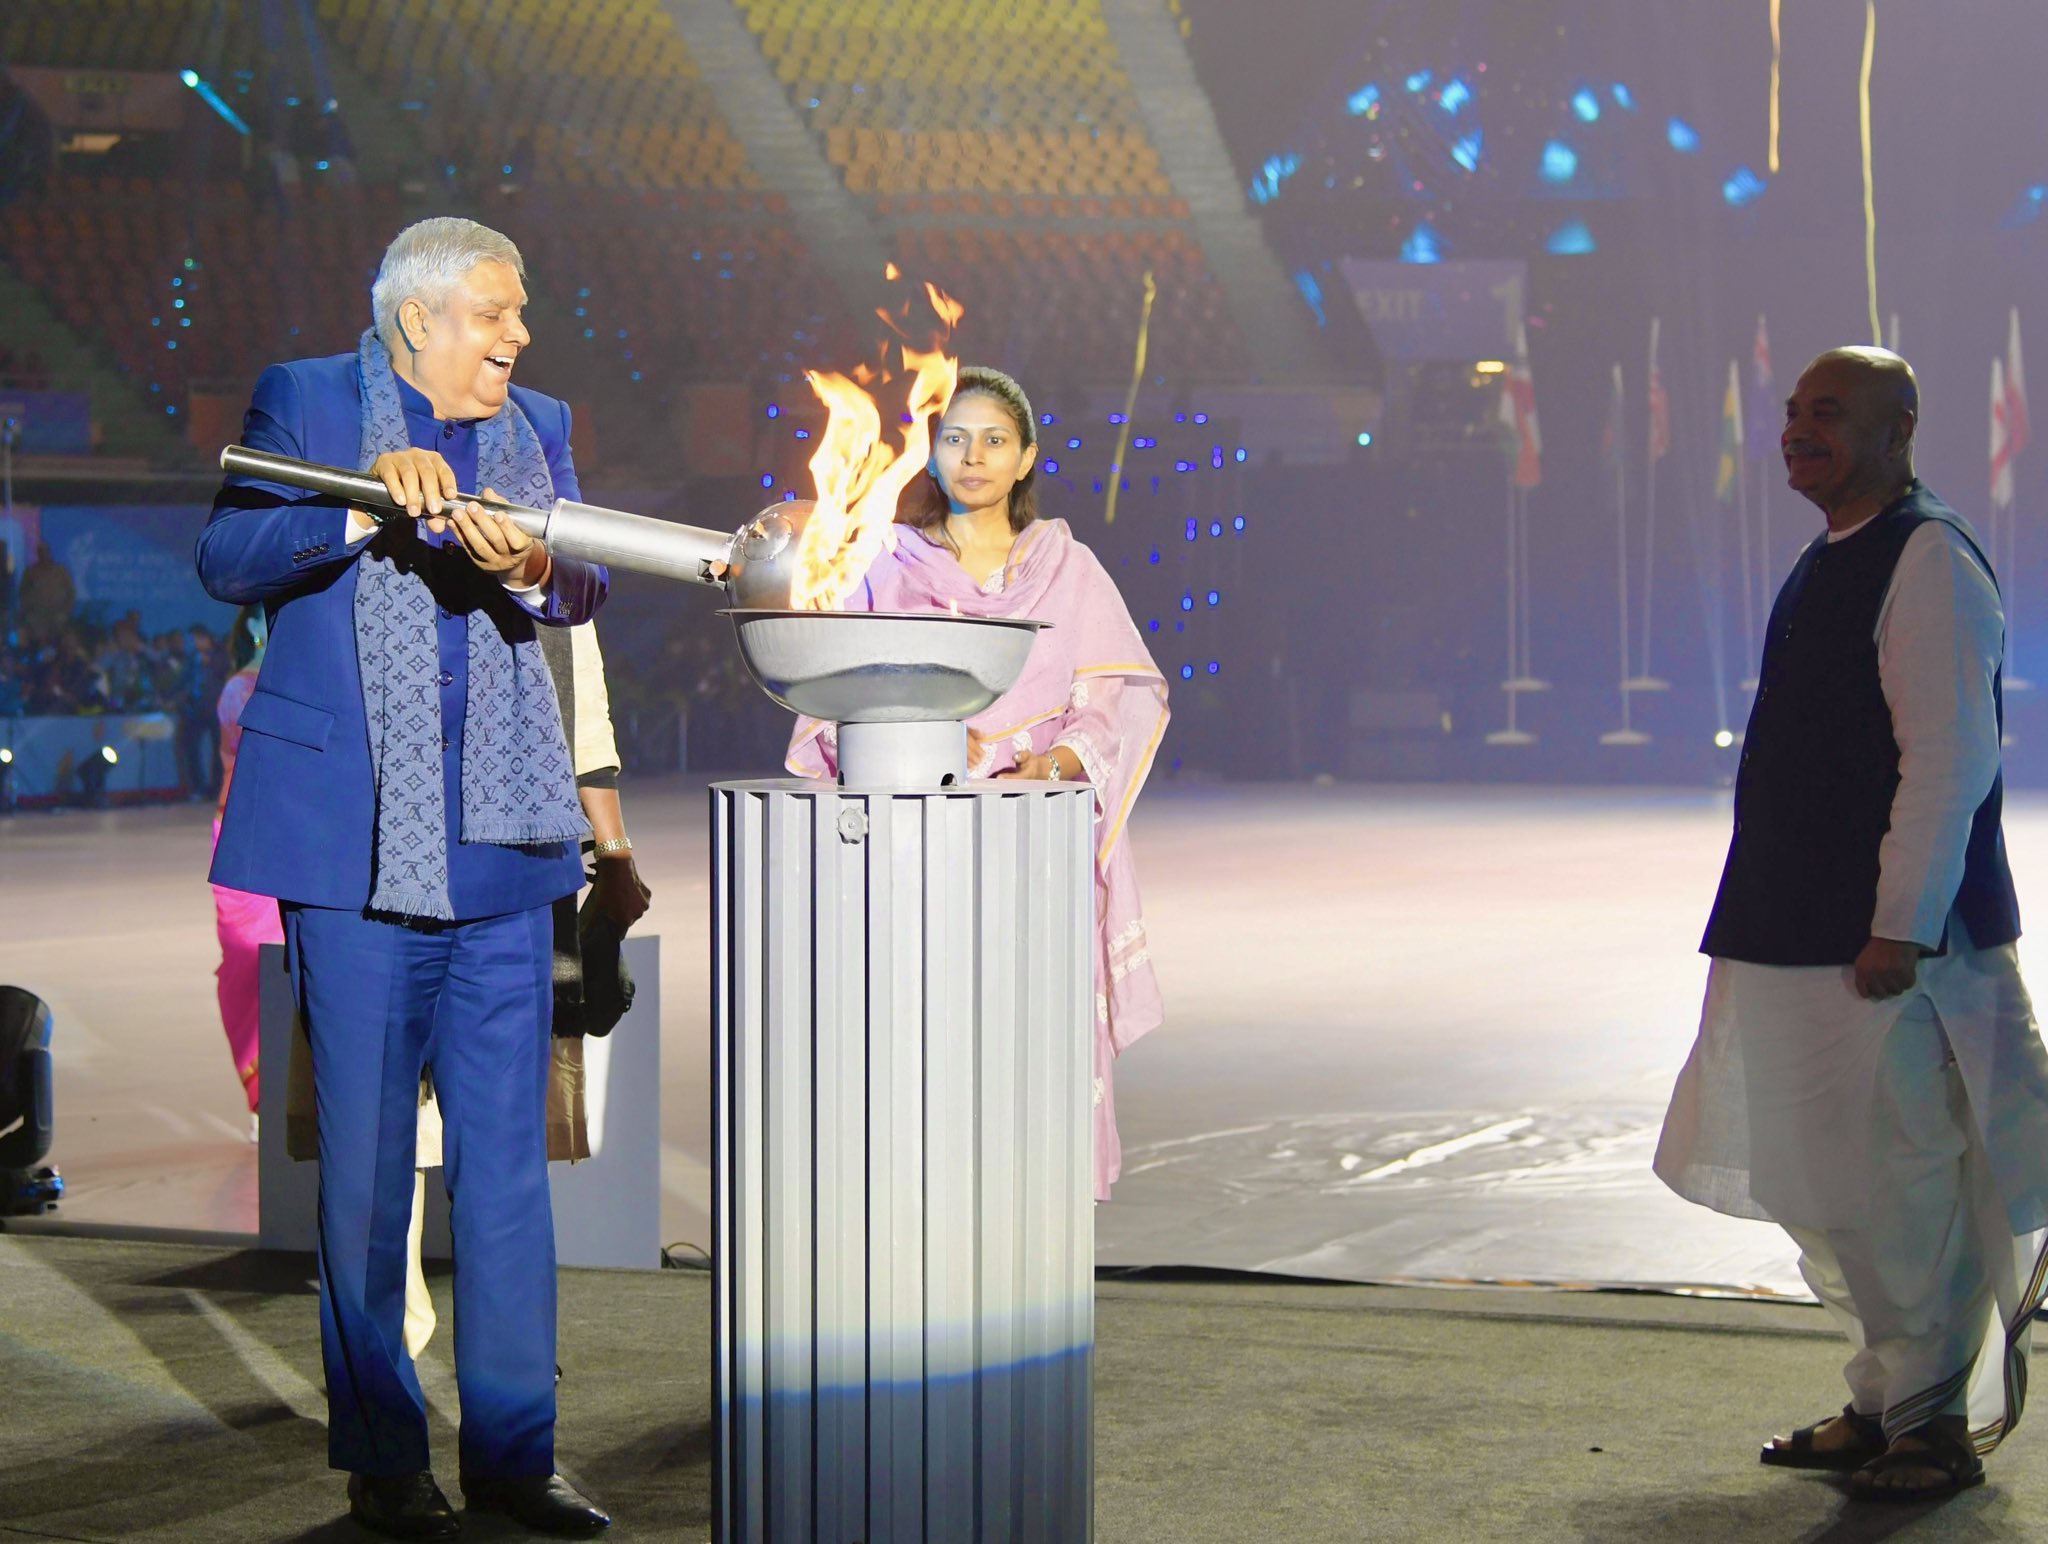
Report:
286,902,558,1478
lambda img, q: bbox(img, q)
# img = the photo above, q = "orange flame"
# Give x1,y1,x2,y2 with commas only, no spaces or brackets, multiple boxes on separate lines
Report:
787,286,964,610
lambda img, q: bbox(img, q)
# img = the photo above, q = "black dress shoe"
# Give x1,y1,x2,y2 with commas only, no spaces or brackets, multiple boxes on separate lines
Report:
347,1471,461,1540
462,1474,610,1536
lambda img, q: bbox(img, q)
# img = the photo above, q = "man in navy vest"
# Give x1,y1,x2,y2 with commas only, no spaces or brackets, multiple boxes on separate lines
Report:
199,218,611,1538
1657,346,2048,1502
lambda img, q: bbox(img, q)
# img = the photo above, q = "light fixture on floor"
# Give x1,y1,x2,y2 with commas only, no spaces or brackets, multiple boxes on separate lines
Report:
75,744,117,808
0,986,61,1217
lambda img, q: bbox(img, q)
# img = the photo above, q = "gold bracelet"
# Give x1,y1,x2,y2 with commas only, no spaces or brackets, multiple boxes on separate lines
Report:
591,837,633,857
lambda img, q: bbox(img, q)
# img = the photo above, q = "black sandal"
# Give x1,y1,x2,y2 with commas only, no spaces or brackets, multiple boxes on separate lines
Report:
1760,1403,1887,1471
1850,1417,1985,1502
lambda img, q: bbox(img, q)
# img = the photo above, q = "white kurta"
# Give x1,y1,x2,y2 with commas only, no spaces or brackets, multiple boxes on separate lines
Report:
1655,510,2048,1440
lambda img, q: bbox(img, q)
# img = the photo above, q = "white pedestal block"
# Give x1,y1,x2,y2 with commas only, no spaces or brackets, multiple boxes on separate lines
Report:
712,781,1098,1544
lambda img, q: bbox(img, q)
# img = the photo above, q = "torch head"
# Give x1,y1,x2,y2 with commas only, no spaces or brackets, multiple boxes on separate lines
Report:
722,499,814,610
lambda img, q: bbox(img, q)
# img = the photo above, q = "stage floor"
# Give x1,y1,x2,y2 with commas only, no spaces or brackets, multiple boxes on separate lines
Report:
17,777,2046,1298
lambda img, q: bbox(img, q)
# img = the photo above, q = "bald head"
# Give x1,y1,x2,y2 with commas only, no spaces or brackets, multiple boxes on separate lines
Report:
1783,346,1920,524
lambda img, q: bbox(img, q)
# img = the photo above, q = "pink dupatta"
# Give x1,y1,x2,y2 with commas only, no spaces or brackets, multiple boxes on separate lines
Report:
788,519,1168,1197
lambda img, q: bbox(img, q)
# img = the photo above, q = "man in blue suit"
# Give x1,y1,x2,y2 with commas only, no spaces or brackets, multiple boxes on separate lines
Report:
199,217,611,1539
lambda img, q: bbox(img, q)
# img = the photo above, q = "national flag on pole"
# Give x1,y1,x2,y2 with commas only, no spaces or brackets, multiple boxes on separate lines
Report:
1648,318,1671,462
2008,306,2031,461
1499,321,1541,488
1600,362,1625,464
1714,359,1743,501
1994,356,2016,511
1746,313,1776,459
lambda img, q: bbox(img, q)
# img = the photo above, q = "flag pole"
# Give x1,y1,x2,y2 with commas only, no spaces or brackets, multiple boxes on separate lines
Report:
2007,308,2033,692
1731,359,1759,691
1627,318,1670,693
1602,362,1650,745
1487,479,1535,744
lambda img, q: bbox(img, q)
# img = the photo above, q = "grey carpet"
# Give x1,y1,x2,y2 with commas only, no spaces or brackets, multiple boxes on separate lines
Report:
0,1235,2039,1542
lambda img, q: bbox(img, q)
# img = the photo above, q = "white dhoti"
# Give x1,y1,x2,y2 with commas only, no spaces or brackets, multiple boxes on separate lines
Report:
1657,943,2048,1448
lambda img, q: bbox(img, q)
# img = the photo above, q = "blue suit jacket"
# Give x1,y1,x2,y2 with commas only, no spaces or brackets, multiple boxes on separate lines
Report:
197,354,608,915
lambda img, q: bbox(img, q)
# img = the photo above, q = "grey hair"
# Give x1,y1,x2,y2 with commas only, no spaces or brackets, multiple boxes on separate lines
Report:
371,217,525,355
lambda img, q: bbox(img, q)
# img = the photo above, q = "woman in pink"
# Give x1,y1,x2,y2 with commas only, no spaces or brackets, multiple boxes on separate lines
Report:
788,365,1169,1198
212,606,281,1135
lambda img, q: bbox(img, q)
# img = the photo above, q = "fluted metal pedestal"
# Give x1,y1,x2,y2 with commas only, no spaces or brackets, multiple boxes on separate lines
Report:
712,781,1097,1544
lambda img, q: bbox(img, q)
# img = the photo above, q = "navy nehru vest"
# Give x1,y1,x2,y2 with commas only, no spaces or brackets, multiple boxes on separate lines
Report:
1700,482,2020,966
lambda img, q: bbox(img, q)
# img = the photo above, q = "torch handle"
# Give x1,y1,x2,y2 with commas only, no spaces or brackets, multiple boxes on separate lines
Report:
218,445,549,538
219,443,739,588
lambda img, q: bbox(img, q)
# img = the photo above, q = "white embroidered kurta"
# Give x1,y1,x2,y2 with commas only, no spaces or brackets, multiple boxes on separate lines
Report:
1656,514,2048,1236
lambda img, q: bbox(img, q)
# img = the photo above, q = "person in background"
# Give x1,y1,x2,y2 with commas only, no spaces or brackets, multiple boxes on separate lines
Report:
787,364,1169,1201
397,617,650,1362
93,613,151,712
211,605,279,1136
1656,347,2048,1501
181,625,226,799
18,541,75,649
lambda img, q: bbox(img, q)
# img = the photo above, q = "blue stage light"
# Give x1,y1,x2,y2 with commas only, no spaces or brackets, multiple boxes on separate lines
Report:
1233,516,1246,531
1185,519,1198,541
1149,619,1160,632
759,473,774,488
1357,431,1374,446
1451,132,1483,172
1722,165,1767,208
1346,83,1381,117
1181,665,1195,681
1234,448,1248,463
1546,219,1597,255
1044,460,1059,474
179,68,251,134
1294,270,1327,325
1441,77,1473,115
1207,591,1220,606
1401,222,1443,264
766,404,779,417
1207,661,1220,675
1195,413,1208,424
1209,523,1222,537
1572,88,1601,123
1251,152,1300,204
1541,140,1577,183
1405,70,1433,94
1612,83,1635,110
794,428,810,439
1667,118,1700,152
1066,437,1081,449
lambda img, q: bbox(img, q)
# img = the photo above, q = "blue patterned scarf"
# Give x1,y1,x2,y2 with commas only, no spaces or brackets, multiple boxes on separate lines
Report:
353,328,586,920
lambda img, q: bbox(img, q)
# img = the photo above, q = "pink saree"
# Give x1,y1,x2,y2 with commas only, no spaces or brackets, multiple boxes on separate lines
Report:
213,669,282,1112
788,519,1169,1198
